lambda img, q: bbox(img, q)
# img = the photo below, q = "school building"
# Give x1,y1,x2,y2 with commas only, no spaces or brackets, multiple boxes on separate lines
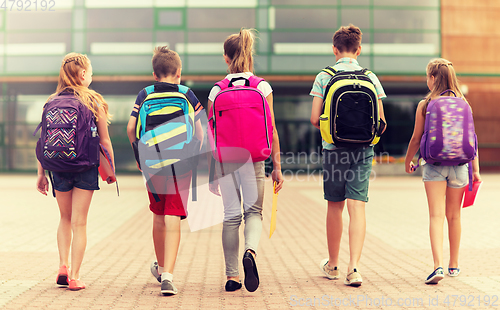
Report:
0,0,498,172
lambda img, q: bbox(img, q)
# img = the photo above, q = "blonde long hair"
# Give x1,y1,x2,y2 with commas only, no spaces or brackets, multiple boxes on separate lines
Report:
223,28,255,74
422,58,466,116
49,53,111,123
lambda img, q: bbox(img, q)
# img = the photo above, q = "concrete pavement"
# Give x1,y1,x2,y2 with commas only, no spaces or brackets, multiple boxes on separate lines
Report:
1,172,499,309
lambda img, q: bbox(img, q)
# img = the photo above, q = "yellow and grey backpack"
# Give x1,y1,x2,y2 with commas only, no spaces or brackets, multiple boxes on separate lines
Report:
133,84,200,201
319,66,384,147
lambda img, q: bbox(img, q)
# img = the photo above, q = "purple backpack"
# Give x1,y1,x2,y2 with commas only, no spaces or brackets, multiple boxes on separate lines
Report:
35,94,100,173
420,90,477,166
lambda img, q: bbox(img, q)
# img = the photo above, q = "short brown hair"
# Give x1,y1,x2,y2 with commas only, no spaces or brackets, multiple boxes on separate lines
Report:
152,46,181,78
333,24,362,54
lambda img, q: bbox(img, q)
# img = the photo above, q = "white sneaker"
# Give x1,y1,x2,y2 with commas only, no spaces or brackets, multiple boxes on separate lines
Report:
319,258,340,280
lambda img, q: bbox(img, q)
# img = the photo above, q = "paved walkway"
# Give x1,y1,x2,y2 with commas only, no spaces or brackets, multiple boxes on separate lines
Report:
0,172,499,309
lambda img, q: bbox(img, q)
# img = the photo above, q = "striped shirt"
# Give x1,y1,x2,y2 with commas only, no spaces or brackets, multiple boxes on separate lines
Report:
309,57,386,150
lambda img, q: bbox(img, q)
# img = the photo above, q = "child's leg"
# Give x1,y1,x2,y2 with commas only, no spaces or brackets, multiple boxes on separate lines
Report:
446,186,465,269
68,188,94,280
346,199,365,272
55,190,73,268
163,215,181,274
326,200,345,267
218,163,243,280
424,181,447,269
242,162,265,256
152,214,166,269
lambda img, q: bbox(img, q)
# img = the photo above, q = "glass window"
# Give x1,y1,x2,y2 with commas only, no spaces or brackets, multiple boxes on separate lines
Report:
272,0,336,5
275,8,337,29
187,8,255,29
374,9,439,30
158,10,183,27
373,56,433,74
7,11,72,30
340,9,370,30
86,9,153,29
6,56,62,74
341,0,369,5
374,0,438,7
90,55,152,74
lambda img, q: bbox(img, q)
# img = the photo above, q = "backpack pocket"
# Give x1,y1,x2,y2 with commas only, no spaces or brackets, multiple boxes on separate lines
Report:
319,114,333,144
44,108,77,160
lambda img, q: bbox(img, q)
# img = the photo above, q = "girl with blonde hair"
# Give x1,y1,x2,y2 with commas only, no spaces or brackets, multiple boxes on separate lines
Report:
36,53,115,290
405,58,480,284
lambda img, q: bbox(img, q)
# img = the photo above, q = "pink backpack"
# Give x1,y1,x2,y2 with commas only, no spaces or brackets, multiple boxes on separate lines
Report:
208,76,273,163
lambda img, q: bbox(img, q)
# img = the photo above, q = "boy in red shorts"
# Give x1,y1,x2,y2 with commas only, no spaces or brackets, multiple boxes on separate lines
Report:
127,46,204,295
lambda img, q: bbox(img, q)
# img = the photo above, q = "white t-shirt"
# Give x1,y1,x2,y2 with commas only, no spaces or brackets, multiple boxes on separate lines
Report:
208,72,273,102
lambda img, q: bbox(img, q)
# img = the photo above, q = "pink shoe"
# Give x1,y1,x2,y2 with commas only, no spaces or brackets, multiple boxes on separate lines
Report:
68,279,86,291
56,265,69,286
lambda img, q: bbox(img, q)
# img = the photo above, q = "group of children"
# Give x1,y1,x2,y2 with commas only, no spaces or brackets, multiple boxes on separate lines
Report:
35,24,480,295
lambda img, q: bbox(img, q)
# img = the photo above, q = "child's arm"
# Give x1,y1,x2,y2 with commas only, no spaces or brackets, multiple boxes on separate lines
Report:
97,106,115,171
195,119,203,149
404,100,426,173
310,96,323,129
378,99,387,134
36,160,49,196
126,115,137,146
267,93,284,193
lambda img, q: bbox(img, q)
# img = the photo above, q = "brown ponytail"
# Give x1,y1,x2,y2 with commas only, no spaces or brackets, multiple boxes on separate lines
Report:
223,28,255,74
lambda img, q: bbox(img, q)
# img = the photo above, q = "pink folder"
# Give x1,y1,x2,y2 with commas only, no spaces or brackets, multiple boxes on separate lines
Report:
462,181,482,208
98,144,116,184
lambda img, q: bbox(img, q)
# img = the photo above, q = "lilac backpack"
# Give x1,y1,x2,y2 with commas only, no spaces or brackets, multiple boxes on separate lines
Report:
35,94,100,173
208,76,273,163
419,90,477,188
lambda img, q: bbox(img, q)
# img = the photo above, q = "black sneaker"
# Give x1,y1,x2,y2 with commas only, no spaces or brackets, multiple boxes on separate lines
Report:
425,267,444,284
161,279,178,295
242,251,259,292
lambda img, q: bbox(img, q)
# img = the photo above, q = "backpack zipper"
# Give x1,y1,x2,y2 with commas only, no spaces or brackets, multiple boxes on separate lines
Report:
212,88,271,150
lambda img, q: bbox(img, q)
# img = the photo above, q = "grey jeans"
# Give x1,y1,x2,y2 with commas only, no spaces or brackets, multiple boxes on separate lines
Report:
217,161,265,277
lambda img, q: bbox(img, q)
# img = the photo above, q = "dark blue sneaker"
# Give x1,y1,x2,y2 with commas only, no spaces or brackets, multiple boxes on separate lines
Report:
425,267,444,284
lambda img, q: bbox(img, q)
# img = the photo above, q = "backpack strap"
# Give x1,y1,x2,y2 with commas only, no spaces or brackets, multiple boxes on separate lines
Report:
215,79,231,91
322,66,337,76
248,75,265,88
144,85,155,95
177,84,189,94
440,89,457,97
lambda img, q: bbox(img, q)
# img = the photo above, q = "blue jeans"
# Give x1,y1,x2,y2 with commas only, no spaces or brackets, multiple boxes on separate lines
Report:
422,164,468,188
51,166,99,192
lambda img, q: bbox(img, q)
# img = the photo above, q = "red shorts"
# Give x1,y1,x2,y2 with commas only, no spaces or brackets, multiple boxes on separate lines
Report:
147,172,192,219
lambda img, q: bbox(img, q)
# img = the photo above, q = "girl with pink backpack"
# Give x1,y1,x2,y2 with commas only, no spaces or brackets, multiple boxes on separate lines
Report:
404,58,481,284
207,28,284,292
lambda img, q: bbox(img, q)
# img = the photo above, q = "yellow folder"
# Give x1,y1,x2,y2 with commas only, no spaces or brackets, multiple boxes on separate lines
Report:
269,182,278,238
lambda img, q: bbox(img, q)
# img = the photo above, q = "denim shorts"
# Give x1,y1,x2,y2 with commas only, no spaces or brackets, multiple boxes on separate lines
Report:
322,146,374,202
51,166,99,192
422,164,468,188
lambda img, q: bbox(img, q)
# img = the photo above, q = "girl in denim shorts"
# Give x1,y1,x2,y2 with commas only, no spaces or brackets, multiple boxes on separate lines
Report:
35,53,115,291
405,58,481,285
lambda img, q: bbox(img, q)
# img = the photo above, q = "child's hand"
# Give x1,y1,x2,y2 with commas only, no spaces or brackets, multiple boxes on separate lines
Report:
36,174,49,196
405,161,416,174
473,171,481,183
272,169,284,193
209,179,220,196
